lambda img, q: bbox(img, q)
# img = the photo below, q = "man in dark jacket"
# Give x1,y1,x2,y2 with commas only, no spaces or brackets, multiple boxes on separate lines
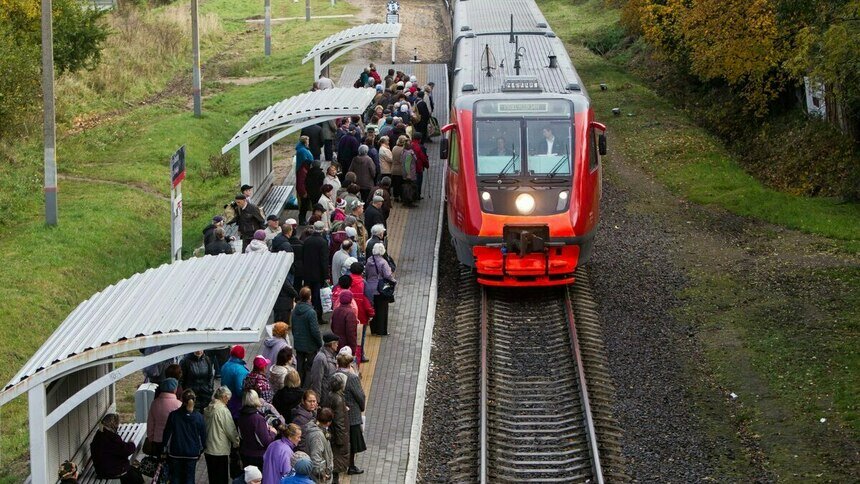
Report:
301,221,330,323
305,162,325,215
202,215,225,247
336,128,360,176
273,277,298,323
284,219,304,288
205,227,234,256
90,414,144,484
162,390,207,481
369,177,393,220
415,91,432,139
292,287,323,382
364,195,386,231
300,123,323,161
180,351,214,412
228,194,264,251
270,223,294,254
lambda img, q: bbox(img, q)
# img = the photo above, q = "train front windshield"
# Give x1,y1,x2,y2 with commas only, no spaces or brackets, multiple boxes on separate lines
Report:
474,100,574,178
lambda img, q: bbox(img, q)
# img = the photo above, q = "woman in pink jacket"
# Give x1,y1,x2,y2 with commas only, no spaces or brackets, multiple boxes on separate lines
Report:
146,377,182,456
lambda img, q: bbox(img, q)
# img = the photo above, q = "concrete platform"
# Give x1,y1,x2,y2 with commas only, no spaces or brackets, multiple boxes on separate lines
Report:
192,63,448,483
337,62,448,484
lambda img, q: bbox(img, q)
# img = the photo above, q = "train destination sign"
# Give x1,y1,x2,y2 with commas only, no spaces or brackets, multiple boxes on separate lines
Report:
498,102,549,113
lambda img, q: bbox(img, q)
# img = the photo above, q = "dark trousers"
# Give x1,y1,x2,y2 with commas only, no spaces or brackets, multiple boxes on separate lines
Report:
241,237,251,252
308,280,323,322
168,457,198,484
117,468,144,484
370,296,390,335
240,454,264,468
360,188,371,203
297,350,315,384
416,172,424,197
298,196,311,225
204,453,231,484
391,175,403,199
324,140,333,161
205,348,230,378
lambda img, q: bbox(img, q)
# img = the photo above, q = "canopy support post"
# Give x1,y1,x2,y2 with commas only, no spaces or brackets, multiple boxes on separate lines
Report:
240,140,251,187
28,383,49,484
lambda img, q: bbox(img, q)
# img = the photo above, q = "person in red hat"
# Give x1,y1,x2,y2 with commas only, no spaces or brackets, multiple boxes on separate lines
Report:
243,355,273,403
220,345,249,418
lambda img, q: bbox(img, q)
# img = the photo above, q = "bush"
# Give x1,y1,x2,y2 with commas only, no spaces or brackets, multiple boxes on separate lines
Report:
208,152,234,178
584,22,628,56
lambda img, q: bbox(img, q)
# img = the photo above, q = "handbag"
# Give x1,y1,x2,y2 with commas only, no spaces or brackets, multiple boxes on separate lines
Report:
428,116,440,137
373,257,396,302
138,455,161,477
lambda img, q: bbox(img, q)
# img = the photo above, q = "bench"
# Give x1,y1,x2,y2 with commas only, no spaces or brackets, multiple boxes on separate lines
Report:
77,423,148,484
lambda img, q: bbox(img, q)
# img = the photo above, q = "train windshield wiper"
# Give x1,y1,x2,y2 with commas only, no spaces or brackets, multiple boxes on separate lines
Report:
547,155,569,178
497,152,519,178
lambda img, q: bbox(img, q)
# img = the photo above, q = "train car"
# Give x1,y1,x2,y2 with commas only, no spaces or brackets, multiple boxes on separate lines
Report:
441,0,606,286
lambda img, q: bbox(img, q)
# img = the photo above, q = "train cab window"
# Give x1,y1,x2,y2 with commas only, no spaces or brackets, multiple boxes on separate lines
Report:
475,119,521,176
448,130,460,172
589,127,599,171
526,120,572,176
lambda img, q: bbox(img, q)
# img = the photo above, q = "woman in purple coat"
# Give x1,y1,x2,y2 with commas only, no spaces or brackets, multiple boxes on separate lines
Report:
365,242,395,336
237,390,276,468
263,423,302,483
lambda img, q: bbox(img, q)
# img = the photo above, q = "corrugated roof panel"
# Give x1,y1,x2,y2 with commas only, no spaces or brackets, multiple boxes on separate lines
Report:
1,252,291,403
222,88,377,154
303,23,402,61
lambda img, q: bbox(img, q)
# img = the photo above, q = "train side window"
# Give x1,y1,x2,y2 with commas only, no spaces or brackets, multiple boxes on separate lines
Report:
588,127,599,171
448,130,460,172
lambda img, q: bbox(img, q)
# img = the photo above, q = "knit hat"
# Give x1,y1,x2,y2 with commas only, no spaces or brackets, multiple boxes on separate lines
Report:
313,221,326,232
212,215,224,223
291,451,310,467
372,195,384,203
159,378,178,393
231,345,246,359
375,84,383,91
342,257,358,271
345,226,357,238
294,459,313,476
336,198,347,210
253,355,270,370
253,229,266,241
338,345,353,357
285,218,298,226
339,290,353,304
58,460,77,480
244,465,263,482
272,321,288,338
323,333,340,343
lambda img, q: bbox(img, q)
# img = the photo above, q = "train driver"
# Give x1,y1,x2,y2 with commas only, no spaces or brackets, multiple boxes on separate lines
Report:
489,137,511,156
540,127,560,155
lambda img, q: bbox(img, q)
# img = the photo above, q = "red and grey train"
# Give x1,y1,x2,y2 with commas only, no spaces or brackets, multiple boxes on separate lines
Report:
440,0,607,286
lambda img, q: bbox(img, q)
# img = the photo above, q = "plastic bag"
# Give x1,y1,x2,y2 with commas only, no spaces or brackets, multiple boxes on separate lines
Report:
321,286,333,314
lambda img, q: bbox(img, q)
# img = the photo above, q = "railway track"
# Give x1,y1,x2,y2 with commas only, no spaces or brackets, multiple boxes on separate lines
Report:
449,268,628,483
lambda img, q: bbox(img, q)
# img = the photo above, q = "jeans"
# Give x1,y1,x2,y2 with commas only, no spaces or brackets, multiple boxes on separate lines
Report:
168,457,198,484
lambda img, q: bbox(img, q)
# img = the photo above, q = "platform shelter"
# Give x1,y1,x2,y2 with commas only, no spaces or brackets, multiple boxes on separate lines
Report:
0,252,291,482
302,23,402,80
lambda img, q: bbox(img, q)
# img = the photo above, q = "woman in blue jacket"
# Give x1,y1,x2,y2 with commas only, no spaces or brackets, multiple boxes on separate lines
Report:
163,390,207,484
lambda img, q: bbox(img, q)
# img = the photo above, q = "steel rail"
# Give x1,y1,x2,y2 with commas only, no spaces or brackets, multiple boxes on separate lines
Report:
564,289,605,484
478,287,489,484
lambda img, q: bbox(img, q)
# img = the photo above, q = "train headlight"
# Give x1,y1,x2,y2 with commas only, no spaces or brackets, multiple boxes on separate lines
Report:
557,190,569,211
480,191,494,212
481,191,491,201
515,193,536,215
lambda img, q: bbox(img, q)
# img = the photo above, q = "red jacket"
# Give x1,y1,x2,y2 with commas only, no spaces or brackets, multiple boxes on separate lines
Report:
349,274,376,325
411,140,429,174
296,164,309,197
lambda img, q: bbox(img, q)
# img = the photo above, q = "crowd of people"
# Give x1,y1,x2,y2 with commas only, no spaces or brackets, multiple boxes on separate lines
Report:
69,64,436,484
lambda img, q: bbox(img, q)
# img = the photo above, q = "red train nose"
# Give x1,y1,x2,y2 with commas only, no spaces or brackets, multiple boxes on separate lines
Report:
473,245,579,286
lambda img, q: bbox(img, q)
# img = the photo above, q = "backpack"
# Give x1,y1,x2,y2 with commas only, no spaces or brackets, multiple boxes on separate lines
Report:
353,78,363,88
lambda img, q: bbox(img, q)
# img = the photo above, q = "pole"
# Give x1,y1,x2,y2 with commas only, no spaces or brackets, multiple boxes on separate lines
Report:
305,0,311,21
42,0,58,226
191,0,202,117
264,0,271,56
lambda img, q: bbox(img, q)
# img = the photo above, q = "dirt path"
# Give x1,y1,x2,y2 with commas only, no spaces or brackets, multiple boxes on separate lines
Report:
348,0,451,63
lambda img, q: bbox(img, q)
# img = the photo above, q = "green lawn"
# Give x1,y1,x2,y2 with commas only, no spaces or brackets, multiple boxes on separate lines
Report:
0,0,355,478
537,0,860,479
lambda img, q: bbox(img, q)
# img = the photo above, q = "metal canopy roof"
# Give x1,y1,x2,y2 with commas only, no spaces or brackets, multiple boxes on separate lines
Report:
0,252,291,406
303,23,402,64
221,87,377,155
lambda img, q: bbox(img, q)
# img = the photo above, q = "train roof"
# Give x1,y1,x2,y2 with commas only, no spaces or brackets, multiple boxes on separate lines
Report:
452,0,585,97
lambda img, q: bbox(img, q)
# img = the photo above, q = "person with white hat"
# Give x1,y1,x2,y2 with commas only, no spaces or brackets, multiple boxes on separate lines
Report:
230,465,262,484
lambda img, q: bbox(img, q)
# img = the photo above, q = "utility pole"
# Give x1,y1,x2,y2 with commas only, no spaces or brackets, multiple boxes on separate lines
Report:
264,0,272,56
42,0,58,226
306,0,311,22
191,0,202,117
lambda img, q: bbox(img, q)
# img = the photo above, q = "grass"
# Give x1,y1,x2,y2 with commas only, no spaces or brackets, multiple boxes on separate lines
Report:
0,0,356,479
539,0,860,247
537,0,860,479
